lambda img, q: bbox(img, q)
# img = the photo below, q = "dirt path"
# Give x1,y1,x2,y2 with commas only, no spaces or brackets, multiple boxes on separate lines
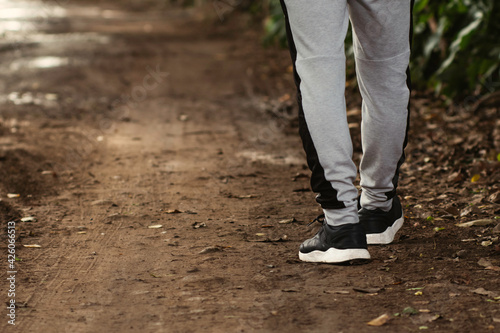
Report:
1,1,499,332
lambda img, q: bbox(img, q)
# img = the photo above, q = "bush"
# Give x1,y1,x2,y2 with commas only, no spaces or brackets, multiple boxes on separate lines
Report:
412,0,499,100
262,0,500,101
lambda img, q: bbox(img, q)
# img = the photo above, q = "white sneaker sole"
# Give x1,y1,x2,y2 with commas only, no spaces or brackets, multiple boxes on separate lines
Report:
299,248,371,263
366,215,404,245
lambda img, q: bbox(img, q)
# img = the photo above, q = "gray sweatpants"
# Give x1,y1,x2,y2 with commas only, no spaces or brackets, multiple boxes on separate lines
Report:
280,0,413,225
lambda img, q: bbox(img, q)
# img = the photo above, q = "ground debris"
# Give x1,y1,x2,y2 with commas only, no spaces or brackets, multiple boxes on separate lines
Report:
402,307,419,315
477,258,500,271
324,290,349,295
192,222,207,229
367,313,390,326
472,288,500,298
411,313,441,325
247,234,289,242
165,209,182,214
278,218,296,224
91,199,117,207
199,246,223,254
227,194,257,199
291,172,308,181
281,288,299,293
353,287,383,294
456,219,497,227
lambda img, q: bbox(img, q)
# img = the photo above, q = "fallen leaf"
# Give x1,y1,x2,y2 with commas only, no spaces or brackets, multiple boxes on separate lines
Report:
278,93,290,102
454,250,467,258
229,194,257,199
278,218,296,224
91,199,116,206
413,300,430,305
482,240,493,247
291,173,308,181
456,219,497,227
478,258,493,268
281,289,299,293
471,174,481,182
199,246,222,254
488,192,500,203
247,235,289,243
165,209,182,214
324,290,350,295
402,307,419,315
384,256,398,263
411,313,441,325
486,266,500,271
367,314,390,326
192,222,207,229
460,206,474,217
444,205,460,216
472,288,499,298
353,287,382,294
447,171,463,183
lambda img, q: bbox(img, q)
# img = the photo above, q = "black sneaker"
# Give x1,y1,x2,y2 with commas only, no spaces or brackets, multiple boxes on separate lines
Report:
299,216,370,263
358,196,404,245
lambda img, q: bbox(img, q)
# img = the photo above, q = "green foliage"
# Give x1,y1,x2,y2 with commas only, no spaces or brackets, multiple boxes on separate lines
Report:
262,0,287,48
262,0,500,100
412,0,499,99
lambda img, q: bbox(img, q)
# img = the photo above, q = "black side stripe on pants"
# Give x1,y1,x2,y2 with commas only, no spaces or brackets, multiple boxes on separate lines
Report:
279,0,346,210
386,0,415,200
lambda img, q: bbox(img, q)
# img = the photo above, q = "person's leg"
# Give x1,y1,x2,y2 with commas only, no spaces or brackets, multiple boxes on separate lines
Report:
280,0,369,263
279,0,359,226
348,0,413,243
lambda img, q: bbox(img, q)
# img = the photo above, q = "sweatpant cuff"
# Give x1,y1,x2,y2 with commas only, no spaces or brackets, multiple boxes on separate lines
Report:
324,201,359,226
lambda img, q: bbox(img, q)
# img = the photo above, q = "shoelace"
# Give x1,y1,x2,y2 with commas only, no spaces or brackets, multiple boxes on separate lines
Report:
307,214,325,227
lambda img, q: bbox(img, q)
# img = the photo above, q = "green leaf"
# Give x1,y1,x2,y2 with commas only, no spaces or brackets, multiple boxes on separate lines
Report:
403,307,419,315
438,11,484,75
